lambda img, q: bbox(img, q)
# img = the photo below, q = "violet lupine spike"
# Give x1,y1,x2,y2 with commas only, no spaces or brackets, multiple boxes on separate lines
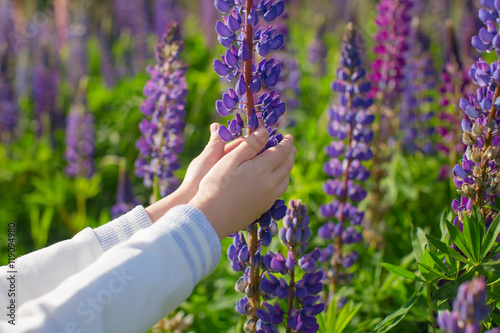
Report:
451,1,500,229
65,79,95,179
135,22,187,203
68,9,89,89
471,0,500,55
213,1,290,331
153,0,182,39
268,0,300,126
370,0,413,100
436,21,470,180
400,23,435,155
200,0,219,46
437,276,499,333
33,24,60,138
255,200,324,333
318,22,373,295
112,0,149,75
309,21,327,77
0,0,18,141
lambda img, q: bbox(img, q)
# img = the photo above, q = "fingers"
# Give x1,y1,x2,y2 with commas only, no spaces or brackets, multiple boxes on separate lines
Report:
273,176,290,199
227,126,270,165
257,134,294,170
271,144,296,179
201,123,225,158
223,137,244,156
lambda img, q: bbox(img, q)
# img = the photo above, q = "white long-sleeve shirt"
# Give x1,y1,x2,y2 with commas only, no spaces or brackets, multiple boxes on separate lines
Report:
0,205,222,333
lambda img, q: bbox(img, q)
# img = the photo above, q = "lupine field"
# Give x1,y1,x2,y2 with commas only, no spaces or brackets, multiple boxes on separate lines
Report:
2,0,500,332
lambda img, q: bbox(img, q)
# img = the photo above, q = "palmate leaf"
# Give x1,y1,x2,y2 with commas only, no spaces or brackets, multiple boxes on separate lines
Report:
481,213,500,258
445,220,475,263
428,252,455,278
381,263,424,282
417,262,450,281
462,208,481,262
373,284,424,333
425,234,471,265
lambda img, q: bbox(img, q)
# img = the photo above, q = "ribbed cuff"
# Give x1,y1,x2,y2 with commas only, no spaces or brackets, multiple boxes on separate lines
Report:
93,205,153,252
152,205,222,286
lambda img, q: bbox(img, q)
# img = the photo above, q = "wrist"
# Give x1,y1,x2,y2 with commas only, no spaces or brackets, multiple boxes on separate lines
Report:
145,190,184,223
188,196,226,240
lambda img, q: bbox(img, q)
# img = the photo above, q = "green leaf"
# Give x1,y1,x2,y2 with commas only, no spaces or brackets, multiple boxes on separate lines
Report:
411,226,427,262
381,263,424,282
446,220,475,263
481,213,500,258
491,310,500,327
462,210,480,262
417,263,451,280
425,234,470,264
428,252,453,277
373,284,424,333
333,301,362,333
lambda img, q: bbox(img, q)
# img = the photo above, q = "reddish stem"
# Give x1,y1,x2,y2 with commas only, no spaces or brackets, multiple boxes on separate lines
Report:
244,0,255,123
243,1,260,329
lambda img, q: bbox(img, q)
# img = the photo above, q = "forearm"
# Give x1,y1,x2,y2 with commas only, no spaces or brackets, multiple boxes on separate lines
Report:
0,205,221,333
0,206,151,315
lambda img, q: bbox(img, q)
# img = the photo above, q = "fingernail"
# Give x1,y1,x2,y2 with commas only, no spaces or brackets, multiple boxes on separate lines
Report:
210,123,219,134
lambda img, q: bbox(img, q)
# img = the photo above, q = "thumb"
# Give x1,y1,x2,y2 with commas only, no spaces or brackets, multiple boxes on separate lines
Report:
202,123,225,157
229,126,269,164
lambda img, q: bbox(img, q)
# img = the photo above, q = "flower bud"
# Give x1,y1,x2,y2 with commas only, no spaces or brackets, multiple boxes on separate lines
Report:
462,131,477,145
472,121,484,136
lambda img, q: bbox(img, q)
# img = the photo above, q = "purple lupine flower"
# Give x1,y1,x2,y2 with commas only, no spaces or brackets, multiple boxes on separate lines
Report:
97,25,117,88
135,22,187,202
436,21,471,180
451,1,500,229
111,163,139,218
113,0,149,75
309,22,327,77
400,26,435,155
257,200,324,333
461,0,483,61
452,56,500,226
437,276,497,333
200,0,219,46
470,0,500,54
153,0,182,39
370,0,413,100
65,79,95,178
68,9,89,89
268,0,300,126
0,0,18,140
33,24,60,137
213,1,293,330
318,23,373,293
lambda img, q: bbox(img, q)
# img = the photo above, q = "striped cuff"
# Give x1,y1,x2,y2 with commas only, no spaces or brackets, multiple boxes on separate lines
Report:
153,205,222,286
93,205,153,252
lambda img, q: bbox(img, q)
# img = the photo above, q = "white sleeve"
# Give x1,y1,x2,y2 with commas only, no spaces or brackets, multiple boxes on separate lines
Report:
0,206,152,318
0,205,222,333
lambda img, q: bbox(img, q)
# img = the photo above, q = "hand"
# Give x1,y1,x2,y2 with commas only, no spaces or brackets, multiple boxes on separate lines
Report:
146,123,243,222
188,126,296,240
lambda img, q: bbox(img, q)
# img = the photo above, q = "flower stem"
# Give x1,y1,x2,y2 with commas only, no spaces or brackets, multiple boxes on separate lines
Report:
426,283,436,333
286,246,296,333
474,84,500,213
330,69,354,294
244,0,254,124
